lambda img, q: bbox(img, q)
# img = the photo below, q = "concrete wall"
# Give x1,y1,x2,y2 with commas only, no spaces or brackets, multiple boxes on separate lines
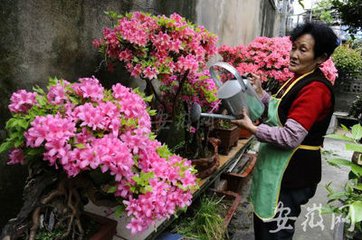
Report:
0,0,279,228
196,0,280,47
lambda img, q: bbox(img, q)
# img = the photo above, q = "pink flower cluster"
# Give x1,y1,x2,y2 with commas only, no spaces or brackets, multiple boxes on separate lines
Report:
95,11,219,112
8,89,37,113
6,77,198,234
319,58,338,85
219,36,338,84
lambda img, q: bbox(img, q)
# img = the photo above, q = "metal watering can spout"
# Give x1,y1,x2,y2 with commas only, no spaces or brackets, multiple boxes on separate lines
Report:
209,62,265,122
190,103,236,123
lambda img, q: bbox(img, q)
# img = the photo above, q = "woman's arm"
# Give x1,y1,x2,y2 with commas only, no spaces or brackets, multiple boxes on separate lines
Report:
232,81,332,149
255,119,308,149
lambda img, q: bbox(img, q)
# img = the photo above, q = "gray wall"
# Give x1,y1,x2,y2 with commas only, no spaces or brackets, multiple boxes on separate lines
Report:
0,0,278,228
196,0,280,47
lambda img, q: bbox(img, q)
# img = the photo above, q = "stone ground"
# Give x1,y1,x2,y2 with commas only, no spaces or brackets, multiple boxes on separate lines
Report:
228,133,352,240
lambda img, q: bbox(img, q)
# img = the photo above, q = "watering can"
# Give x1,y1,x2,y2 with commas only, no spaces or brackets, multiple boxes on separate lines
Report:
190,62,265,123
209,62,265,122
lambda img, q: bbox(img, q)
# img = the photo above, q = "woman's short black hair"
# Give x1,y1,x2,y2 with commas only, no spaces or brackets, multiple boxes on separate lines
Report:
290,22,339,59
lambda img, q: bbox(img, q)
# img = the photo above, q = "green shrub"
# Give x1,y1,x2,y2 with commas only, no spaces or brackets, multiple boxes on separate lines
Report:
332,45,362,75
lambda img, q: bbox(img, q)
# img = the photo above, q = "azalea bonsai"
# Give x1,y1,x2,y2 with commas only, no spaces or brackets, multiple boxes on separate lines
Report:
93,11,222,164
94,11,220,126
219,36,338,93
0,77,198,239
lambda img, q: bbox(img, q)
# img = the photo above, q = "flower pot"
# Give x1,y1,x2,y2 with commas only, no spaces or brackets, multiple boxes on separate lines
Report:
211,125,240,155
210,189,242,227
239,119,260,139
239,127,253,139
219,153,257,193
85,212,117,240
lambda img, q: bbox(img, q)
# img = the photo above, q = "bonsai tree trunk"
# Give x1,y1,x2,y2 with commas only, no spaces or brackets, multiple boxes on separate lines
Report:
1,164,117,240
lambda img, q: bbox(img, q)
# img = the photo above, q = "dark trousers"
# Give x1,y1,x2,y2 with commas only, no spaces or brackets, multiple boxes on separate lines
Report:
253,184,318,240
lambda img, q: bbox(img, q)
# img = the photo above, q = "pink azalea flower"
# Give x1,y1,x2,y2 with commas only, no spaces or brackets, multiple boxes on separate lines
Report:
8,149,25,165
72,76,104,102
219,36,337,84
47,80,70,105
9,90,37,113
142,66,158,80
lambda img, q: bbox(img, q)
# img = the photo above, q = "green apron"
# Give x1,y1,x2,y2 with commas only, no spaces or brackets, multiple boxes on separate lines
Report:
250,70,321,221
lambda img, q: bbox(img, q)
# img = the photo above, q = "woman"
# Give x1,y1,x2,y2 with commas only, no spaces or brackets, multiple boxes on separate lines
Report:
232,22,339,239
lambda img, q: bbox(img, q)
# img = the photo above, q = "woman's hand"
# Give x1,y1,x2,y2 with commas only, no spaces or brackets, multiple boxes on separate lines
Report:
231,108,258,134
249,73,264,98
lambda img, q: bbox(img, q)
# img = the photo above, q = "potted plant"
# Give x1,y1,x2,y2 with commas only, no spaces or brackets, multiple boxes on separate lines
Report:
170,190,241,240
210,119,240,155
323,123,362,239
0,77,199,239
94,11,220,150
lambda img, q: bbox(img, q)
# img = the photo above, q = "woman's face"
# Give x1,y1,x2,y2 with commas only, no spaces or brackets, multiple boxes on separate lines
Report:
289,34,324,75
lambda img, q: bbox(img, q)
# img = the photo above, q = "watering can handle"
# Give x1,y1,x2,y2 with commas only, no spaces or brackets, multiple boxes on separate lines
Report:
209,62,246,89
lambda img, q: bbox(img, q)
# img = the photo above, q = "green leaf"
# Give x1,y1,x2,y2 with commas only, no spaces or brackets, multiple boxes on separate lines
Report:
26,148,43,156
327,158,354,168
353,183,362,191
351,124,362,141
6,118,19,129
327,191,347,200
148,109,157,116
36,95,46,106
321,205,335,214
114,205,125,218
48,77,58,87
107,185,117,194
69,96,79,105
14,118,29,130
345,143,362,152
32,85,45,95
157,145,172,159
328,159,362,177
341,124,350,132
325,133,354,142
143,95,153,102
104,11,123,21
351,164,362,177
149,132,157,140
0,141,13,154
14,137,24,148
75,143,86,149
349,201,362,225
